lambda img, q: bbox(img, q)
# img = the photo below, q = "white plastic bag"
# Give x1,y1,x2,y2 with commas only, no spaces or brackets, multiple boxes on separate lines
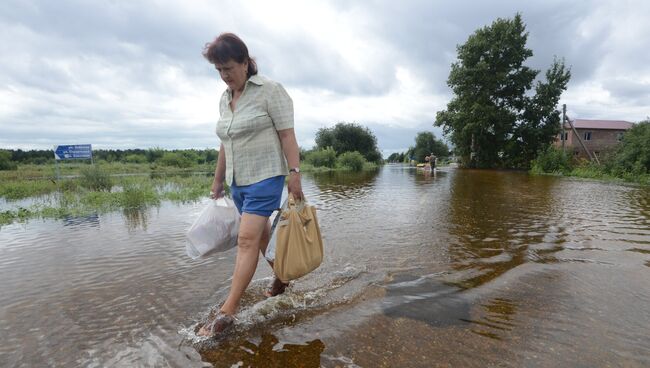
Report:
186,197,240,259
264,197,288,263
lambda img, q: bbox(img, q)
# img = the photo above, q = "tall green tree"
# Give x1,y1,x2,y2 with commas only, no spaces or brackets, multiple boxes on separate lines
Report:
315,122,382,163
412,132,449,162
435,14,570,168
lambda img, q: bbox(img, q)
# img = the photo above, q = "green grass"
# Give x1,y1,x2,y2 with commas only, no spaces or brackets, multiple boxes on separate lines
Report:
0,162,215,181
0,173,216,226
531,162,650,186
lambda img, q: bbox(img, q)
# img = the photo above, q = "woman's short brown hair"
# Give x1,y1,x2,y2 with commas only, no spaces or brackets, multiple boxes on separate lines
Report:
203,33,258,77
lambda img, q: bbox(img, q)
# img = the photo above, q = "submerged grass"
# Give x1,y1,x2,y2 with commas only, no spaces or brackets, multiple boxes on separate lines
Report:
0,173,215,226
0,162,216,181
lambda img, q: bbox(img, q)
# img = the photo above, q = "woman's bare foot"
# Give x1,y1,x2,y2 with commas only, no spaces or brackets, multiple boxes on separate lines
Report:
264,277,289,297
197,312,235,337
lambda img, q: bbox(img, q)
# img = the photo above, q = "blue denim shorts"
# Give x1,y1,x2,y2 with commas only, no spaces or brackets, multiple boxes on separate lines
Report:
230,175,285,217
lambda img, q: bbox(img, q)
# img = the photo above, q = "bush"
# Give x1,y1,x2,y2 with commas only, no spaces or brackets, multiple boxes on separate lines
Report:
612,120,650,175
180,150,201,165
145,148,165,163
158,152,193,168
364,149,383,164
124,154,147,164
0,150,18,171
119,183,159,209
338,151,366,171
79,166,113,191
531,146,572,174
306,147,337,168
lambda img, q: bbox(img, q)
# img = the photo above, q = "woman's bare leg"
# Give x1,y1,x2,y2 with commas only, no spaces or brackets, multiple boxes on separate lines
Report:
219,213,269,315
259,220,273,268
258,218,288,297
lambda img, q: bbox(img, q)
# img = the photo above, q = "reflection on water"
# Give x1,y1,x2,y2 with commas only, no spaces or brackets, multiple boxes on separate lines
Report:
122,207,150,231
201,334,324,368
62,213,100,227
446,170,563,288
311,169,380,190
462,297,517,340
1,165,649,367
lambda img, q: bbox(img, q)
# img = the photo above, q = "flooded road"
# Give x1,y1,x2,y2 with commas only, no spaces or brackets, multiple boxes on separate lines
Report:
1,165,649,367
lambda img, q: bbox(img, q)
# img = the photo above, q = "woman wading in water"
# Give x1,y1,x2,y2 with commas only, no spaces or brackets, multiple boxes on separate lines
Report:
198,33,303,337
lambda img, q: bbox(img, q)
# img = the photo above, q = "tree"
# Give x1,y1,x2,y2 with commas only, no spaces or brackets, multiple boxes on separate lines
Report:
387,152,401,162
0,150,18,170
315,122,382,163
435,14,570,168
612,119,650,175
412,132,449,162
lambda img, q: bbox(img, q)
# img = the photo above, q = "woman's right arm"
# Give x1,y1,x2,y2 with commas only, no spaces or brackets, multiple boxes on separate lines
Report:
211,143,226,199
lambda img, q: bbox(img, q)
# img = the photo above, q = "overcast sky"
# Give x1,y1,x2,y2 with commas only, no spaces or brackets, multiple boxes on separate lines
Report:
1,0,649,156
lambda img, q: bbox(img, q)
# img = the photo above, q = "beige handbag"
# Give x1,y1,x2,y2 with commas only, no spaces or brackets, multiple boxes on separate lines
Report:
273,195,324,283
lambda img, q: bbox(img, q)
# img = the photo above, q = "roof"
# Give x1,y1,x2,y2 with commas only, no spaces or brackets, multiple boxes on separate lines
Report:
564,119,634,130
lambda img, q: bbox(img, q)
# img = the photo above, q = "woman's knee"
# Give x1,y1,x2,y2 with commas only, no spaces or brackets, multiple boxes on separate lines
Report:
237,231,260,252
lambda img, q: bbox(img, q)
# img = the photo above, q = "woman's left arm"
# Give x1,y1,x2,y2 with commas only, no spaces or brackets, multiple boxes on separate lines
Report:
278,128,303,199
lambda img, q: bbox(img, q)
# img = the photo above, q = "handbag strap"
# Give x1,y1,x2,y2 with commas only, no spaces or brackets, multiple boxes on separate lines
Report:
270,198,288,236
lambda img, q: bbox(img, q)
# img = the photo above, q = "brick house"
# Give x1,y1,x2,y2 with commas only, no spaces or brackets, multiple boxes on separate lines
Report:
554,119,634,159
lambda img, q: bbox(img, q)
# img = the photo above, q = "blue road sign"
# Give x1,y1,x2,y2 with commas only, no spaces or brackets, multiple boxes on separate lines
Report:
54,144,93,160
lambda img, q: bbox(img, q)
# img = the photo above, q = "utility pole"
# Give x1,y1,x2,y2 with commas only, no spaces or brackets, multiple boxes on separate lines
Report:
562,104,566,152
566,112,600,165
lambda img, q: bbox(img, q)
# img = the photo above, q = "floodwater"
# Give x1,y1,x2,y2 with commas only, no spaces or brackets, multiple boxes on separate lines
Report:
1,165,649,367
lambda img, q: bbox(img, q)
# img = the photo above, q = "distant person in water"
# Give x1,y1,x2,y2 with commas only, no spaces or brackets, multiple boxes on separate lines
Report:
198,33,303,337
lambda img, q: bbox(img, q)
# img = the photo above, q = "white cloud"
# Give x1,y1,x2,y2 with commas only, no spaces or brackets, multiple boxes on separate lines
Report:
0,0,649,152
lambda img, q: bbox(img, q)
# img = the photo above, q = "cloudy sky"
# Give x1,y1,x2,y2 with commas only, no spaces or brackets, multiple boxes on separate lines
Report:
1,0,649,156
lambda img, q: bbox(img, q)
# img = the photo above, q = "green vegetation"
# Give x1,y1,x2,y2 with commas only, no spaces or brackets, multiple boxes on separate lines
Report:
3,147,217,167
531,120,650,185
159,152,194,168
386,152,406,163
0,174,216,226
407,132,450,163
305,147,337,168
387,132,450,165
435,14,571,169
0,150,17,171
608,120,650,176
337,151,366,171
315,122,382,163
530,146,572,175
301,122,383,171
80,165,113,191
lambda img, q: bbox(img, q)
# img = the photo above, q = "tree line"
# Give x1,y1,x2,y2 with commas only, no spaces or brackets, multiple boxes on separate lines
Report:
0,148,218,169
386,132,450,163
1,124,450,171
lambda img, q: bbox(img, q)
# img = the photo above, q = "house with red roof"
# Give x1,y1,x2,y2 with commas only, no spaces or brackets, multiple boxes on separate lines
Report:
554,119,634,159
